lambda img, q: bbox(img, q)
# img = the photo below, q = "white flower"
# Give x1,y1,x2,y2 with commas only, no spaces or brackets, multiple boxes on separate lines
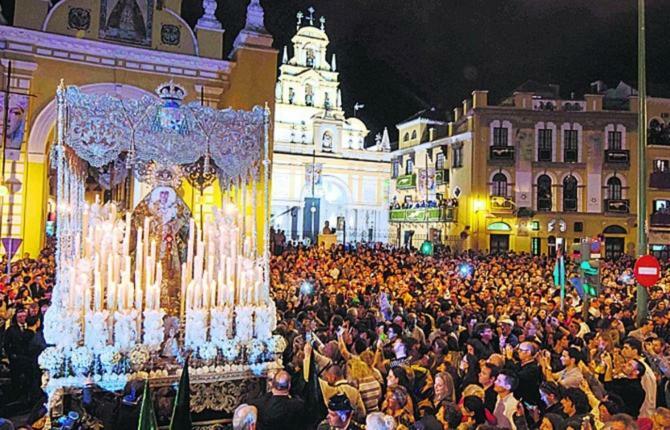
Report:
247,339,266,363
128,345,150,369
221,339,240,362
198,342,218,361
71,346,94,375
99,345,122,369
39,347,65,373
266,335,287,354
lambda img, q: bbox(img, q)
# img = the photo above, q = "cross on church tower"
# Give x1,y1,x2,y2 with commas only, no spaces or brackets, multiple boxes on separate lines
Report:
307,7,315,26
320,16,326,31
296,11,303,27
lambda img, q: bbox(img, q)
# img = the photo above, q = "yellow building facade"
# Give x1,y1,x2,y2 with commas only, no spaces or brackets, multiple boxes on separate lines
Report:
391,81,650,258
647,97,670,260
0,0,277,258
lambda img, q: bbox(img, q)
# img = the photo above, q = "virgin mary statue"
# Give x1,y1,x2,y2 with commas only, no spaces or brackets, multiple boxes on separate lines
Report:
132,185,190,314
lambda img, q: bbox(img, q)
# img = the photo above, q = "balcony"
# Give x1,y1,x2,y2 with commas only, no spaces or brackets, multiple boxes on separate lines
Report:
396,174,416,190
389,207,456,223
489,146,515,164
436,169,449,185
490,195,515,213
604,199,630,214
650,171,670,189
648,128,670,146
604,149,630,167
651,212,670,228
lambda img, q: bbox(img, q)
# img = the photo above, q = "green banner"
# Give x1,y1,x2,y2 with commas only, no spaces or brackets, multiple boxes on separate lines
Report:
389,208,455,222
396,174,416,189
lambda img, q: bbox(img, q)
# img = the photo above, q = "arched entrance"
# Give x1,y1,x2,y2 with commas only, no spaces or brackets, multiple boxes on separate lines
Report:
487,221,511,254
602,225,626,259
300,175,352,243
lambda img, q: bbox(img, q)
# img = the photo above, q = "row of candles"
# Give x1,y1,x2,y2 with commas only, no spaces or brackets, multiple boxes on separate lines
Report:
68,199,163,317
181,203,268,319
66,195,269,327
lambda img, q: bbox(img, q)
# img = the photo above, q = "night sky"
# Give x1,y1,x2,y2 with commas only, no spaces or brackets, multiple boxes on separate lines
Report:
3,0,668,142
181,0,668,142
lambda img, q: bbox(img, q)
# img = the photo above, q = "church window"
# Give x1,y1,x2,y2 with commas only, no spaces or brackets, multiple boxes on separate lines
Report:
411,130,417,140
288,88,295,104
403,133,409,142
306,48,315,67
305,84,314,106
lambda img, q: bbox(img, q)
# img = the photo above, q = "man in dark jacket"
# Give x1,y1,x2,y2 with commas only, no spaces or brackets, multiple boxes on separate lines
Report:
604,359,646,419
251,370,305,430
4,307,35,402
505,342,542,407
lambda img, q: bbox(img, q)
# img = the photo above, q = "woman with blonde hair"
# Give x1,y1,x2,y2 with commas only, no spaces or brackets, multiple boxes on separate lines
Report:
431,371,456,411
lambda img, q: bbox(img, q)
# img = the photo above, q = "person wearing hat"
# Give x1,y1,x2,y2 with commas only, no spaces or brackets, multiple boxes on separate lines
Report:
318,394,363,430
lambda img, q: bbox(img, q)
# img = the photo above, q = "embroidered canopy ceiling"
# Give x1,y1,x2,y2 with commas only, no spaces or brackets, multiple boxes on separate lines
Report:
63,83,265,186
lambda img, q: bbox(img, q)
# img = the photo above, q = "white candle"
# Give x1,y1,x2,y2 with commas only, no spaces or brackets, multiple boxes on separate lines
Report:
155,262,162,310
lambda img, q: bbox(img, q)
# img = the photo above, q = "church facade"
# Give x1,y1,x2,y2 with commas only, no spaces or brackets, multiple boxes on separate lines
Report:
271,8,390,244
0,0,277,258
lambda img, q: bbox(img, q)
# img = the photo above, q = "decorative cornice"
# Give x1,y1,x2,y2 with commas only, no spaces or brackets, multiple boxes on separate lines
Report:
0,25,233,79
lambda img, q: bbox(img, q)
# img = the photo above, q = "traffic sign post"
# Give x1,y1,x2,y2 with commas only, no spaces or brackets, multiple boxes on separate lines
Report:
634,255,661,288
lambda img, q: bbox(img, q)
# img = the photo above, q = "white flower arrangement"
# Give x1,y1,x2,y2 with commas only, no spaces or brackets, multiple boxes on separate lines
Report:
247,339,266,363
198,342,218,362
128,344,150,370
44,310,82,349
114,310,139,352
39,347,65,374
85,311,110,352
221,339,240,362
235,306,254,341
71,346,94,375
185,309,208,350
99,345,122,372
142,309,166,351
209,307,233,346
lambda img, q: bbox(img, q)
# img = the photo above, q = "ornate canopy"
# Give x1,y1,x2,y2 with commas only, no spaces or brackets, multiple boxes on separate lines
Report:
63,82,266,187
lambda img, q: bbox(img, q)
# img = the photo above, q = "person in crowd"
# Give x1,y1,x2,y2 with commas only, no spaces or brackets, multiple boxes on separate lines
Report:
250,370,305,430
318,394,364,430
493,371,520,429
233,404,258,430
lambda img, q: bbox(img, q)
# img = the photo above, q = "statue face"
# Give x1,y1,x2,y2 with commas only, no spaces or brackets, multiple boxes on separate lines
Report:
160,191,169,205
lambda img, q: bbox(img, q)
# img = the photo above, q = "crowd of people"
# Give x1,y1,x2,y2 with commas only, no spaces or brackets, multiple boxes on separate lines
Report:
240,243,670,430
2,238,670,430
390,197,459,210
0,241,55,424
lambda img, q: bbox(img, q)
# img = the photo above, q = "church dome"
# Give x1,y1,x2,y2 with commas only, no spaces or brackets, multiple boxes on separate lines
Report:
346,117,367,132
295,25,329,42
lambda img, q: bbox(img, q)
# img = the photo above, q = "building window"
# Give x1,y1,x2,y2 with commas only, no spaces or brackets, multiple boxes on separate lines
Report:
436,153,445,170
403,133,409,142
493,127,508,146
531,221,540,231
607,176,622,200
406,159,414,175
537,128,553,161
574,222,584,232
531,237,541,256
305,84,314,106
563,175,578,212
608,130,622,149
537,174,552,211
391,161,399,178
654,159,670,172
564,129,578,162
452,146,463,168
306,48,315,67
288,87,295,104
411,130,417,140
492,172,508,197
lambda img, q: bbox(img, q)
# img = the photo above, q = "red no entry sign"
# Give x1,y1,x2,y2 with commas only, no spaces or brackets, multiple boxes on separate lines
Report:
634,255,661,288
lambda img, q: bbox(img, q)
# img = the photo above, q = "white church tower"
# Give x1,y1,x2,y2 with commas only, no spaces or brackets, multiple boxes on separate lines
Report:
272,7,390,245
